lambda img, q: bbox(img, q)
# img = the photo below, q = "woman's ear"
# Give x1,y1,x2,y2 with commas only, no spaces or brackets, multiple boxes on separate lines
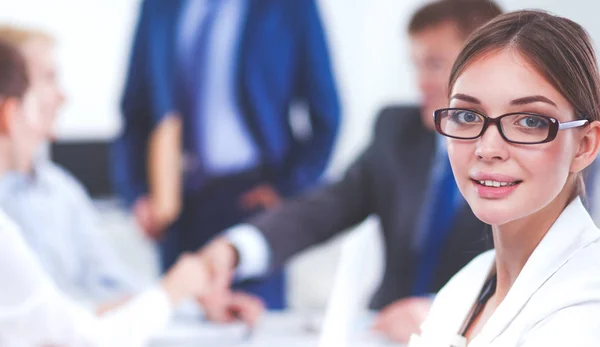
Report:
570,121,600,173
0,98,19,135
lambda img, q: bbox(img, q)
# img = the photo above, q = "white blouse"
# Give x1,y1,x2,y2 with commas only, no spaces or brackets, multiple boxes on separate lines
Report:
0,209,173,347
410,197,600,347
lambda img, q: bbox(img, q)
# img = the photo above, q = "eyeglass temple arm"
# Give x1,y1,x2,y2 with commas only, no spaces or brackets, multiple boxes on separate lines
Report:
558,119,589,130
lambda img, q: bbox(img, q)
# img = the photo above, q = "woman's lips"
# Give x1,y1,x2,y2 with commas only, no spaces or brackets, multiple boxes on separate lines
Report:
471,178,522,199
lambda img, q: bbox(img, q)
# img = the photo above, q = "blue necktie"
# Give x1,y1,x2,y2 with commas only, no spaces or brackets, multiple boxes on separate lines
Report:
411,156,460,295
178,0,221,189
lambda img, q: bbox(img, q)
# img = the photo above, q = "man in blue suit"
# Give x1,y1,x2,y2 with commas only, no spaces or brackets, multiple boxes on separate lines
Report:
112,0,340,310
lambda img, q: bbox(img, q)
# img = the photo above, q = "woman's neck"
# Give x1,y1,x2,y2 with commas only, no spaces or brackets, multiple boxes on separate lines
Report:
491,190,572,300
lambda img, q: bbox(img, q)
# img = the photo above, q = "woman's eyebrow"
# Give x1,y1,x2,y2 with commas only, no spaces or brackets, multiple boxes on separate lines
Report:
450,93,480,104
510,95,557,107
449,94,558,108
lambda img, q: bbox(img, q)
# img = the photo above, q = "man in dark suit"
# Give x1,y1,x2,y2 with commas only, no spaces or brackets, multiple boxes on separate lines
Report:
195,0,504,341
111,0,340,310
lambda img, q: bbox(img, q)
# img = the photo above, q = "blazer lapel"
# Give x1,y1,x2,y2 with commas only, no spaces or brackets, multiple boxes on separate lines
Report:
400,117,436,248
401,116,436,195
236,0,267,149
477,198,600,344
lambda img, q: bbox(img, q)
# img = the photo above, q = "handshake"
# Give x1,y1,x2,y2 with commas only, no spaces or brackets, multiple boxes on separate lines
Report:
159,237,264,326
156,236,433,344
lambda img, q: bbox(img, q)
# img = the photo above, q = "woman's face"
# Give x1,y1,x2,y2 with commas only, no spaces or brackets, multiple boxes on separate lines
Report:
447,49,588,226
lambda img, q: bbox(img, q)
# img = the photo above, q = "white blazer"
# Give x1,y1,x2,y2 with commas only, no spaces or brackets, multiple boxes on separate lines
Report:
409,197,600,347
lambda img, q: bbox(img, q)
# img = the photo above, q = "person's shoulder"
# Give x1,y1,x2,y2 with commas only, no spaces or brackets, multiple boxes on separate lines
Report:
39,161,77,184
0,208,26,246
277,0,323,30
38,162,90,199
280,0,317,12
518,227,600,330
0,208,19,230
516,238,600,346
375,105,421,126
373,105,421,136
543,230,600,299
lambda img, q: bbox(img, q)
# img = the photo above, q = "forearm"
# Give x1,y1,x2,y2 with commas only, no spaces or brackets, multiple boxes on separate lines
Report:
147,113,183,226
89,286,173,347
251,179,371,270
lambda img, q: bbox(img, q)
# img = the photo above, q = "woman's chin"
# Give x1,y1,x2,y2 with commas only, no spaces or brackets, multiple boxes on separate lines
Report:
469,201,519,226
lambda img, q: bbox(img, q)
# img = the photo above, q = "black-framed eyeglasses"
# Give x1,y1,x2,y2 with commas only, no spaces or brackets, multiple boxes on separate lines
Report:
433,108,590,144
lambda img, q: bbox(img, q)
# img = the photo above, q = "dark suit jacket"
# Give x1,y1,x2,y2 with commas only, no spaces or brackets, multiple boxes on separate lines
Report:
250,106,491,309
111,0,341,204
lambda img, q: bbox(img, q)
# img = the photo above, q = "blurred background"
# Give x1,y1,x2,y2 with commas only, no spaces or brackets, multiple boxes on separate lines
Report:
1,0,599,311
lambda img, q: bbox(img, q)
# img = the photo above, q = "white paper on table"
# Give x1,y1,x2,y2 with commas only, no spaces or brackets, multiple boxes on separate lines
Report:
150,312,400,347
151,319,247,346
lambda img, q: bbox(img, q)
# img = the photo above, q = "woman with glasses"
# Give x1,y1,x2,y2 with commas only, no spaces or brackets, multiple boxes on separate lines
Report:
409,10,600,347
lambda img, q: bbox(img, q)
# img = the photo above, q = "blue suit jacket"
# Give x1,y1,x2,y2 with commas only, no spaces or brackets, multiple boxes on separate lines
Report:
112,0,341,204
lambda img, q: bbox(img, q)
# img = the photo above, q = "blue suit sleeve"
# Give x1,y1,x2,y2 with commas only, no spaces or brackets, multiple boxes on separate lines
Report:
111,0,153,206
278,0,341,195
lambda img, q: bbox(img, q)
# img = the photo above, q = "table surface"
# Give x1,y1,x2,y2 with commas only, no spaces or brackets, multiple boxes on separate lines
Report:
150,311,404,347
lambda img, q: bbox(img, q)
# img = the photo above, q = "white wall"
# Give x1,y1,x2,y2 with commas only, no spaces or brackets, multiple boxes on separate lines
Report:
0,0,140,141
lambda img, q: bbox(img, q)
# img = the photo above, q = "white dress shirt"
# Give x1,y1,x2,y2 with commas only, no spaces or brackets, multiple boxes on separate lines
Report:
409,197,600,347
0,161,142,305
227,224,271,279
0,208,173,347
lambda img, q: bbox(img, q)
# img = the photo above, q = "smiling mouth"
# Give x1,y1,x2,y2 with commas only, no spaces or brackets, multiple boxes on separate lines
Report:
471,179,523,187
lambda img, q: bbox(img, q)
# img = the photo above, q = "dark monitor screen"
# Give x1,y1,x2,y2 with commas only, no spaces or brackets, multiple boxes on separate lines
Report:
50,140,113,198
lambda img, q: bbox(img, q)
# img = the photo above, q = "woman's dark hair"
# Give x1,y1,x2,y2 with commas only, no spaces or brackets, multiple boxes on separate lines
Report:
0,39,28,100
449,10,600,198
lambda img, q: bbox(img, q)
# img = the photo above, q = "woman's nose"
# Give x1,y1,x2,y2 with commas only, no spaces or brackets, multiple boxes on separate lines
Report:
475,123,510,162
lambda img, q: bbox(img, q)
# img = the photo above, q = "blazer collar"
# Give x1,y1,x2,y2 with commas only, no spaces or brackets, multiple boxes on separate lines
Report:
477,197,600,344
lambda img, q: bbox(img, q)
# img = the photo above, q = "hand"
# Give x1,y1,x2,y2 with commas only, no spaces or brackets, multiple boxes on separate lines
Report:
198,237,239,294
95,296,132,316
371,297,433,344
133,196,176,240
133,196,163,240
201,291,265,327
133,196,155,237
239,184,281,211
161,252,209,306
190,237,241,323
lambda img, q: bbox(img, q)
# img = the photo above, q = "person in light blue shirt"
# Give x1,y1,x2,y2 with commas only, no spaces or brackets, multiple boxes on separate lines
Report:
0,26,142,307
0,163,142,305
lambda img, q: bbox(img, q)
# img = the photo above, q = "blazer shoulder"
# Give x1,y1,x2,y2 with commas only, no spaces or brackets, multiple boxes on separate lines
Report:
283,0,318,12
541,235,600,302
373,105,421,136
280,0,323,29
37,162,91,201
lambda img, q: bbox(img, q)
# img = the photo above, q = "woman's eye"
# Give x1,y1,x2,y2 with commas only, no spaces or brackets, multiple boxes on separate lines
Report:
454,111,480,123
517,116,549,128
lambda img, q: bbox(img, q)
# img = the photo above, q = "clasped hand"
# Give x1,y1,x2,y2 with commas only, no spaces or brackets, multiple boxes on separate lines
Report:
160,238,264,326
